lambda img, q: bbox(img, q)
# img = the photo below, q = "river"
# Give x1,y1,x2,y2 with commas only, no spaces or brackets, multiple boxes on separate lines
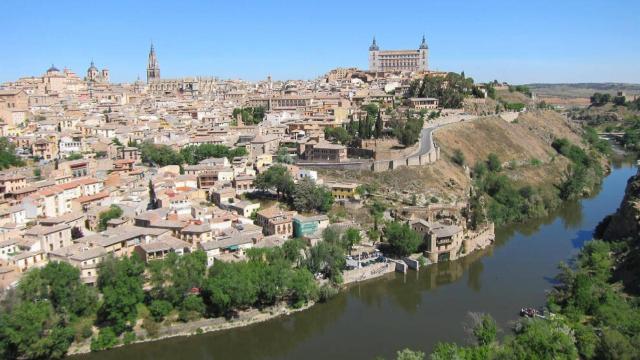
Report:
76,157,637,360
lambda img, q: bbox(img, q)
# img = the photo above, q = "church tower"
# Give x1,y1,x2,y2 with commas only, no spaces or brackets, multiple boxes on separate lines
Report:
418,35,429,71
368,36,380,72
146,43,160,83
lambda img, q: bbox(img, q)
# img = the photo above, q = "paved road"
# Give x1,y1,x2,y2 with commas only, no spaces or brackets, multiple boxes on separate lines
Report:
297,113,478,168
410,113,478,158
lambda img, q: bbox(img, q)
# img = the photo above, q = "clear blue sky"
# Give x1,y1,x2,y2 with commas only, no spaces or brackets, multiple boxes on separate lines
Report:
1,0,639,84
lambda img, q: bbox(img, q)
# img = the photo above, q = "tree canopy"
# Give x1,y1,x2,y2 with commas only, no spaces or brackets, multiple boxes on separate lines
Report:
384,221,422,256
97,205,123,231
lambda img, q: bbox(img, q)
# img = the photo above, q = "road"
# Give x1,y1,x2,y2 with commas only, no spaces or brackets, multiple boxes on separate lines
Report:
400,112,479,160
297,112,478,168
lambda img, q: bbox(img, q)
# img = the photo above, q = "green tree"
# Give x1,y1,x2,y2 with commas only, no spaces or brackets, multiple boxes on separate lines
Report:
598,328,636,360
497,320,578,360
254,165,294,200
139,142,183,166
148,300,173,322
275,146,294,164
472,314,498,346
384,221,422,256
17,262,96,317
282,238,306,266
342,228,361,252
374,110,384,139
97,205,123,231
292,178,334,213
179,295,205,322
487,153,502,172
148,179,158,209
97,255,145,334
288,268,317,308
204,261,258,315
0,301,74,360
305,242,345,284
90,327,119,352
324,127,352,145
0,137,24,169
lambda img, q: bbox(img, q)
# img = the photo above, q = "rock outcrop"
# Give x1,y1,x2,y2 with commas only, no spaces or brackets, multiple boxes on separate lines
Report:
602,169,640,242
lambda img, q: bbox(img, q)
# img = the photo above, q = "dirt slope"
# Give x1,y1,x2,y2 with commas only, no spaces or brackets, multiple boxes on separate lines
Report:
322,110,584,203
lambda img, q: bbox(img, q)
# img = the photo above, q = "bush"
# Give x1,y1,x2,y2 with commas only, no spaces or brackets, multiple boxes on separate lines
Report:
148,300,173,322
81,324,93,339
451,149,465,166
487,153,502,172
318,284,339,303
142,318,160,338
90,327,119,352
123,331,136,345
178,295,205,322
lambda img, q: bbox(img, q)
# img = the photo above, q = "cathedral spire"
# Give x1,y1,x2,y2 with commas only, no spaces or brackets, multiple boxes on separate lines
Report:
419,34,428,49
147,42,160,83
369,36,379,51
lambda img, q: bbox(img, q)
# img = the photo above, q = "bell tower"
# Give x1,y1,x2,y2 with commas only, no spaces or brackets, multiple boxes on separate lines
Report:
368,36,379,72
146,43,160,83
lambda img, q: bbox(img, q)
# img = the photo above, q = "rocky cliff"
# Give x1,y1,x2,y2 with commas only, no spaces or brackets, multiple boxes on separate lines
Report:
602,169,640,242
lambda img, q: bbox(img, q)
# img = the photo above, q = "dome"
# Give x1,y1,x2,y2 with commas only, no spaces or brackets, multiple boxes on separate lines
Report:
47,64,60,73
88,61,98,71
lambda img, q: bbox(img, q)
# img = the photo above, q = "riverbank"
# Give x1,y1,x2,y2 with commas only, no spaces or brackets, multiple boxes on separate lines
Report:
70,162,637,360
67,302,315,356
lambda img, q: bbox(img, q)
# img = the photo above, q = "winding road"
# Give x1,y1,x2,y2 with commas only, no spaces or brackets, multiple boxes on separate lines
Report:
298,112,478,169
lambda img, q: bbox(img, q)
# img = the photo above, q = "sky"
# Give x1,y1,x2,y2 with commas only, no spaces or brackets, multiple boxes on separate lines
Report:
1,0,639,84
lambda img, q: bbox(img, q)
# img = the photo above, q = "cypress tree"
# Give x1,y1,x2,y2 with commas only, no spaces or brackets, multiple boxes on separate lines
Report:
374,110,383,139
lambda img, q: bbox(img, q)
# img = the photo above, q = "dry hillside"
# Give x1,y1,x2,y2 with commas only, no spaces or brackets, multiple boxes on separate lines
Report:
436,110,584,189
321,110,585,204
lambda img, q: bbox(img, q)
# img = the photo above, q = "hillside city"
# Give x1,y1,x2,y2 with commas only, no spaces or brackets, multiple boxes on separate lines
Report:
0,37,502,289
1,31,640,360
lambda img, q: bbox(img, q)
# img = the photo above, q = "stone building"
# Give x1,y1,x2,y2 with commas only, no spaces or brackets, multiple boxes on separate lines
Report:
147,43,160,83
86,61,109,83
368,36,429,73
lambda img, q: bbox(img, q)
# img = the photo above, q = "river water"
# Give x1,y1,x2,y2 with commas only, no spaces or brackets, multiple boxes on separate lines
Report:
77,158,637,360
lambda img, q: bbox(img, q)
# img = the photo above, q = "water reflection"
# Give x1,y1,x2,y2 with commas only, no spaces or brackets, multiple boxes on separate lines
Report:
570,230,594,249
557,200,584,229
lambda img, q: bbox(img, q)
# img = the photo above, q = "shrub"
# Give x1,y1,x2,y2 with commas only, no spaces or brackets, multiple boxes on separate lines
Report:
90,327,119,352
178,296,205,322
318,284,339,303
148,299,173,322
123,331,136,345
487,153,502,172
451,149,465,166
81,324,93,339
142,317,160,338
